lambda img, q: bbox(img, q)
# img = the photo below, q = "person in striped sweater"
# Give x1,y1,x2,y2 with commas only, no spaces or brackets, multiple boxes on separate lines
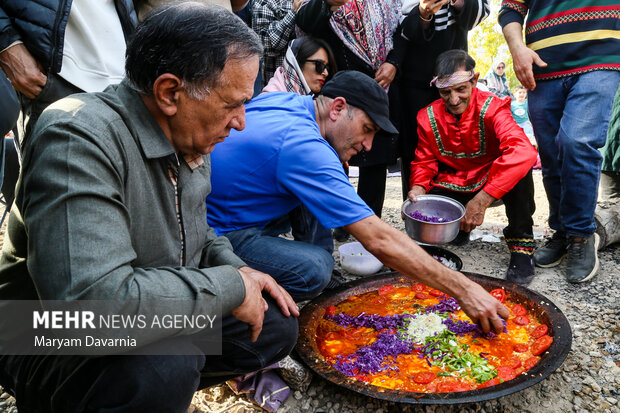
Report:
500,0,620,284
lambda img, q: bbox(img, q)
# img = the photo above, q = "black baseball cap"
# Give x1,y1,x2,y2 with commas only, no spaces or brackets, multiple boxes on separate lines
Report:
319,71,398,135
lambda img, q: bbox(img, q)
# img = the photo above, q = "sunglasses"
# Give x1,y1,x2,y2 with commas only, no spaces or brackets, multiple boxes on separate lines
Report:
306,59,329,74
497,65,505,69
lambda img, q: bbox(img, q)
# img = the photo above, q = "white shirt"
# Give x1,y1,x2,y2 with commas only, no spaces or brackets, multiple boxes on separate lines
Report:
58,0,126,92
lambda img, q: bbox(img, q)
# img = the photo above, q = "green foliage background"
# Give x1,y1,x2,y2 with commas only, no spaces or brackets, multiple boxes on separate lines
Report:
468,0,520,91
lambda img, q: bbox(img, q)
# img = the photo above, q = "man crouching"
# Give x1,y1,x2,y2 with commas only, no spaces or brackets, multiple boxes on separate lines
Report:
408,50,538,285
0,3,298,412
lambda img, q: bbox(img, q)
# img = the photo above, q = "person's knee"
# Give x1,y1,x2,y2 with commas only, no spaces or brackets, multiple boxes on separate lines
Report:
261,306,298,366
101,353,204,412
299,248,333,299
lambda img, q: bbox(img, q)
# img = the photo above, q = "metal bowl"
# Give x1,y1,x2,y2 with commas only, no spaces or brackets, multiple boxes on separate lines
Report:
296,272,572,405
402,195,465,244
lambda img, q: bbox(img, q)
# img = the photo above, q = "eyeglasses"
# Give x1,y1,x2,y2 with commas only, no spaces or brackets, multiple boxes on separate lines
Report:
497,65,505,69
306,59,329,74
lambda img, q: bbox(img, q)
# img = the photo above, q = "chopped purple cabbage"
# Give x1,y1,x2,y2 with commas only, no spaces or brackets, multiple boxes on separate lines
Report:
442,317,507,339
408,210,448,223
424,297,461,314
326,313,413,330
333,332,414,376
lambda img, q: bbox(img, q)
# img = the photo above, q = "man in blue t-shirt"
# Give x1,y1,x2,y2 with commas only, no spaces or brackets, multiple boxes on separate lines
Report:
208,71,510,333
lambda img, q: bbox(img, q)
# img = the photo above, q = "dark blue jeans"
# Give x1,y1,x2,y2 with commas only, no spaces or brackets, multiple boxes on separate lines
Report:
528,70,620,236
0,297,297,413
225,209,334,302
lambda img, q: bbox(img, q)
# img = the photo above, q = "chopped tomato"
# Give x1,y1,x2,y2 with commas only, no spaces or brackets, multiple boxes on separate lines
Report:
523,356,540,371
340,328,366,341
324,332,340,341
531,324,549,339
353,374,369,382
531,335,553,356
413,283,427,292
325,306,336,317
371,297,387,305
514,343,529,353
489,288,506,303
429,289,444,297
506,356,522,369
413,372,436,384
415,292,429,300
378,285,395,295
478,378,501,389
496,366,518,381
514,316,530,326
511,304,527,316
437,381,471,393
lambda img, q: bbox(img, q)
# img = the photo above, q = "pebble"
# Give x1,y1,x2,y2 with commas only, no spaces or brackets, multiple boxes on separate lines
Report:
293,391,302,400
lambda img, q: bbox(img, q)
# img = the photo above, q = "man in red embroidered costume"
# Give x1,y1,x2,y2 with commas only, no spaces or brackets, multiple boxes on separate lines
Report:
408,50,538,284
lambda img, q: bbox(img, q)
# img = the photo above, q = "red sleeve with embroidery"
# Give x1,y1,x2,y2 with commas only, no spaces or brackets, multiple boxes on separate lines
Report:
410,108,439,192
482,98,537,199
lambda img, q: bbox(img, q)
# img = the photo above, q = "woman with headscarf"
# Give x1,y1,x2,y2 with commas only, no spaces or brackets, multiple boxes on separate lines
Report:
485,59,514,99
263,36,336,95
296,0,405,225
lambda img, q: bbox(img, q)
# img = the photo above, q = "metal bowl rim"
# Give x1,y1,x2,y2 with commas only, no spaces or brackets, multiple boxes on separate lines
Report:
402,195,466,225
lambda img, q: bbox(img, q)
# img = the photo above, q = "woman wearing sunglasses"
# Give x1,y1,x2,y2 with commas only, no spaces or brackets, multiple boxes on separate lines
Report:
485,60,514,99
263,36,336,95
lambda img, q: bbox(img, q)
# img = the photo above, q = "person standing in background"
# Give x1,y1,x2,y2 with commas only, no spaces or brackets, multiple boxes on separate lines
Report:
0,0,137,151
600,84,620,202
253,0,304,85
500,0,620,283
511,84,540,169
396,0,490,201
485,59,513,99
262,37,335,95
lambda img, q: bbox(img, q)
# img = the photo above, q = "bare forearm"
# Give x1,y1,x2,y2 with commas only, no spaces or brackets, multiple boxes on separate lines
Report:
346,216,474,297
345,215,509,332
502,22,525,53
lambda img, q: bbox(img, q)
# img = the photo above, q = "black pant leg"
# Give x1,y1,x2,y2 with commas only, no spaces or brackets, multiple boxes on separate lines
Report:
357,164,387,217
0,338,204,413
0,298,297,412
198,296,298,387
399,85,439,200
501,170,536,239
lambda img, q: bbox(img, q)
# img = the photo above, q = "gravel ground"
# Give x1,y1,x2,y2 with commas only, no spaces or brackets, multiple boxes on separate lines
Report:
1,171,618,413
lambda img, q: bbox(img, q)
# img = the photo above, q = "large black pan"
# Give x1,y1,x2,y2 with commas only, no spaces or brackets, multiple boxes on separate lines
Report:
296,272,572,405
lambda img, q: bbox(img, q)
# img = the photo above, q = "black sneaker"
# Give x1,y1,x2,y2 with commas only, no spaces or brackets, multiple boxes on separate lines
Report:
565,233,600,283
534,231,568,267
333,227,350,242
506,253,535,285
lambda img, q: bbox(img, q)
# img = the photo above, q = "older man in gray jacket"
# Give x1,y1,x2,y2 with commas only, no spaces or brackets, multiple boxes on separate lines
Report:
0,4,298,412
